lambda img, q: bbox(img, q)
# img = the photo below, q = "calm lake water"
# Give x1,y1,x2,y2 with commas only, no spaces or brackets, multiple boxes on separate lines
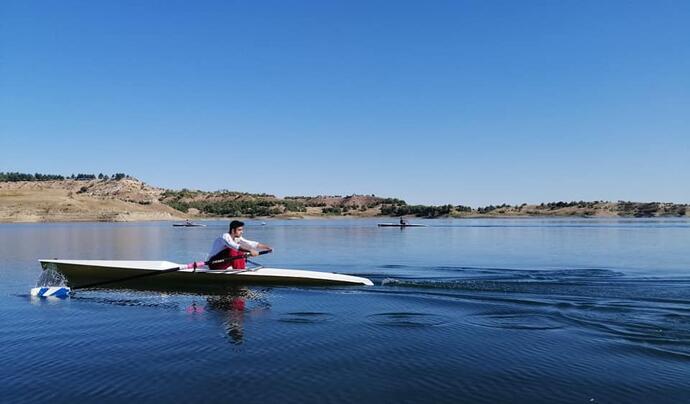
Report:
2,218,690,403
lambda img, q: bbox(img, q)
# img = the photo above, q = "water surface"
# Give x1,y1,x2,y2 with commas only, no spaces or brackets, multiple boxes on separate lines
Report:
2,218,690,403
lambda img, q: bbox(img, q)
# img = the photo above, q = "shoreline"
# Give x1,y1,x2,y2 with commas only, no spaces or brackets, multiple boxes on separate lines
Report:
1,214,686,224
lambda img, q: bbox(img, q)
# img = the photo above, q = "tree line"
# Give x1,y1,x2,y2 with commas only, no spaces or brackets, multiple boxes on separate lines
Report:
0,172,129,182
164,199,308,217
161,189,307,217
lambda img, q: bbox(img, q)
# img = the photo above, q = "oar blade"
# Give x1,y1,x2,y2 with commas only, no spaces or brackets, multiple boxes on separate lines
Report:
30,287,71,298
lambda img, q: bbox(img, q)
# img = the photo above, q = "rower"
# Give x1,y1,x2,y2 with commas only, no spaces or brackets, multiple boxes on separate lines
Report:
207,220,272,270
399,216,408,226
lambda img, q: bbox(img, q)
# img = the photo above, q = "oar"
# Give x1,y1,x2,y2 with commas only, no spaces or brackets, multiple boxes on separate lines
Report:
30,250,272,297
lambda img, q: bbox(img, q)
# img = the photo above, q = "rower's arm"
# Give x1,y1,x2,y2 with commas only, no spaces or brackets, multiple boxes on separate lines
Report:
256,242,272,251
245,244,272,256
238,239,271,256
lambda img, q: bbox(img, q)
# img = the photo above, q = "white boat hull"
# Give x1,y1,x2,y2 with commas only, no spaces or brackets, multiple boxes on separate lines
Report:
39,259,374,288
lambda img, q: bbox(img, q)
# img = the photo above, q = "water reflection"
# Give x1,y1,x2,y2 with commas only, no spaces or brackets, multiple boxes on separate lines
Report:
192,287,272,345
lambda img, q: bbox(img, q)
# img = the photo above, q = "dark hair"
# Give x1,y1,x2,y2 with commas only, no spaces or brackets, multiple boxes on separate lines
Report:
229,220,244,232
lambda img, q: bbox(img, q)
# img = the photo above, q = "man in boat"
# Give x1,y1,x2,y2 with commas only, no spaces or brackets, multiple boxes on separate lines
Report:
207,220,272,270
399,216,408,226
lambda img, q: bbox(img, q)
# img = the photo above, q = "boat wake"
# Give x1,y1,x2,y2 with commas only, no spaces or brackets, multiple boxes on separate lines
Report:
366,312,452,328
379,266,690,359
279,312,334,324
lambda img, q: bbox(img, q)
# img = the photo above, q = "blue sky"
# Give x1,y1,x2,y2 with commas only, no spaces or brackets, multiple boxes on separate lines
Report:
1,0,688,206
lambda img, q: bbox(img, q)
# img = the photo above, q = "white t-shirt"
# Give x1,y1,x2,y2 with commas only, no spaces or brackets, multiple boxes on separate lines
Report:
207,233,260,259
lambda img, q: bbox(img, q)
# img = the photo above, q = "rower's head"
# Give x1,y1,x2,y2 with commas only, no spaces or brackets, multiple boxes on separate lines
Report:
229,220,245,237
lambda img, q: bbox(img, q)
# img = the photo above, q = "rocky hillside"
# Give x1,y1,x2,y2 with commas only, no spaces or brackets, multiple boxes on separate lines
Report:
0,177,397,222
0,178,183,222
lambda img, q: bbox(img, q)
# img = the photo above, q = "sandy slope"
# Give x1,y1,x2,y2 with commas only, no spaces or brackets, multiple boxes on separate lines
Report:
0,179,185,222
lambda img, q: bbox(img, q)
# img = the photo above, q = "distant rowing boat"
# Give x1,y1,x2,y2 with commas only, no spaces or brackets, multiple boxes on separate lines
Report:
172,222,206,227
38,259,374,289
377,223,427,227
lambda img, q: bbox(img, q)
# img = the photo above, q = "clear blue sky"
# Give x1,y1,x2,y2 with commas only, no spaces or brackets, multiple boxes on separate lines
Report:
1,0,688,206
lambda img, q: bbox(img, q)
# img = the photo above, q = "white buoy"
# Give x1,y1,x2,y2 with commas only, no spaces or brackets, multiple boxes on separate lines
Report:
30,287,71,298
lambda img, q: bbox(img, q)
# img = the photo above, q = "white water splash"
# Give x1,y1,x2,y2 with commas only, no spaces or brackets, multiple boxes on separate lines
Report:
35,267,67,287
381,278,398,286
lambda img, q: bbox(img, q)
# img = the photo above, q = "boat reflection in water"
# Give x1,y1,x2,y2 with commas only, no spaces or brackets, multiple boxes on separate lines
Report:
189,287,272,345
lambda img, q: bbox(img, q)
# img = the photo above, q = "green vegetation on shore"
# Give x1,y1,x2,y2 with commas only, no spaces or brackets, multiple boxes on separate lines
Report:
122,186,690,219
161,189,688,219
160,189,307,217
380,202,457,217
1,173,687,219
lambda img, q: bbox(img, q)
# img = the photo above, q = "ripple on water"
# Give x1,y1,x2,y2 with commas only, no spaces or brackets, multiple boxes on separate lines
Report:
366,312,451,328
278,312,335,324
561,309,690,345
73,295,180,310
465,311,566,331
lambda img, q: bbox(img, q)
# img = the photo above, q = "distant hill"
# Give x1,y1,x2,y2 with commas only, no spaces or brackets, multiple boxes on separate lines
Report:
0,177,182,222
466,201,687,218
0,175,687,222
159,190,390,218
